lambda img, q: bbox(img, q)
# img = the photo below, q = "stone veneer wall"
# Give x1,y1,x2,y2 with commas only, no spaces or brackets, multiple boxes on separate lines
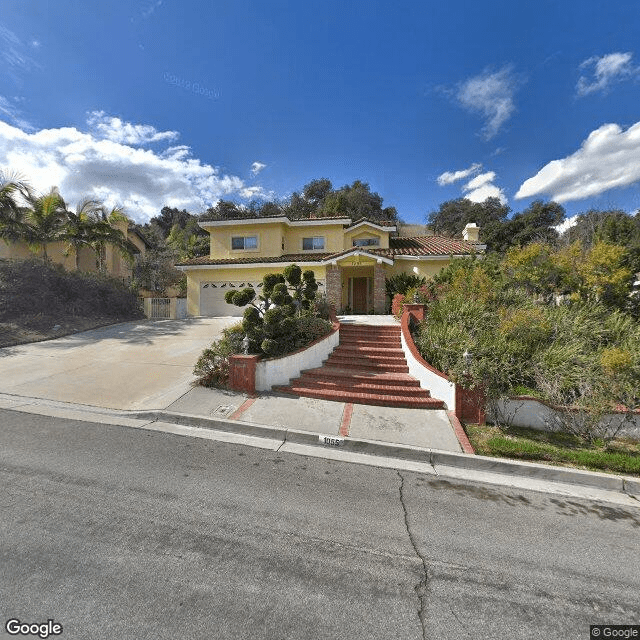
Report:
373,264,386,313
325,264,341,311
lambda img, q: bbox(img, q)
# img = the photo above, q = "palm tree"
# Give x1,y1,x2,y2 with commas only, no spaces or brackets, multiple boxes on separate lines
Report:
88,205,135,272
0,170,31,243
24,187,67,261
59,197,103,269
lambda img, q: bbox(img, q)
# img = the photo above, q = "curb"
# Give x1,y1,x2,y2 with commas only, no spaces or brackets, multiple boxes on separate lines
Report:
131,408,640,500
2,397,639,502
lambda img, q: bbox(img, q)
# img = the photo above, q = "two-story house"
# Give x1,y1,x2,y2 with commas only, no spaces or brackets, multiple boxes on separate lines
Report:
176,215,483,316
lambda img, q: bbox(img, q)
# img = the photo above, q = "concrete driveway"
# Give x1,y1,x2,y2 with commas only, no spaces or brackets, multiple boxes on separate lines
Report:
0,318,238,410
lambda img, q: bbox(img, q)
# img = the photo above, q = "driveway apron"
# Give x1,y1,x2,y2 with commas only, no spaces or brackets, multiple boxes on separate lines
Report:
0,318,238,410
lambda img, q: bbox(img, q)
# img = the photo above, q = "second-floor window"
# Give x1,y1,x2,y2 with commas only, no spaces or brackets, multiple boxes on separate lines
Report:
303,237,325,250
231,236,258,250
353,237,380,247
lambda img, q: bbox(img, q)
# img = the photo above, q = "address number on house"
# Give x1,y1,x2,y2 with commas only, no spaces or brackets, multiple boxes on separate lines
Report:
319,435,344,447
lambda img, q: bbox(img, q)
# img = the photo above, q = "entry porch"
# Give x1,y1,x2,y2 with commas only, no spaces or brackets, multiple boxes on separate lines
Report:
324,254,391,314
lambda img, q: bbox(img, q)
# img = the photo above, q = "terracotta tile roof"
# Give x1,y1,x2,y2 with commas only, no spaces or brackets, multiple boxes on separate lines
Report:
177,236,481,267
346,216,397,228
389,236,479,255
176,253,332,266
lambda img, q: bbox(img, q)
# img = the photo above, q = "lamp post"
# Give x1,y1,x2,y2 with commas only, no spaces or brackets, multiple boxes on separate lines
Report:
463,349,472,374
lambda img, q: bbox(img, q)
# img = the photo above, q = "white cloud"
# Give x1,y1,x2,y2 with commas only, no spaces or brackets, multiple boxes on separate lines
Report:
576,52,639,96
251,161,267,176
515,121,640,203
437,162,482,186
87,110,178,145
0,116,270,222
456,66,520,139
0,23,40,72
0,95,31,130
141,0,163,19
554,215,578,235
462,171,507,204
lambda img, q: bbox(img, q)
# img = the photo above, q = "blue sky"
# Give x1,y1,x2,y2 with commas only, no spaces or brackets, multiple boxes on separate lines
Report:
1,0,640,225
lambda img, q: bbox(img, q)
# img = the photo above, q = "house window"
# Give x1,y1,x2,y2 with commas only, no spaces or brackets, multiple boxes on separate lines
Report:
353,237,379,247
231,236,258,250
303,237,325,250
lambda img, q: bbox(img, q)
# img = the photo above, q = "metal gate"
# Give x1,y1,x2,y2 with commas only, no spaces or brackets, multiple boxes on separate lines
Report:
149,297,171,319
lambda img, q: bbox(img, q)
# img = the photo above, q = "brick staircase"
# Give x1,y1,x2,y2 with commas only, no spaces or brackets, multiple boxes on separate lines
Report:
274,323,445,409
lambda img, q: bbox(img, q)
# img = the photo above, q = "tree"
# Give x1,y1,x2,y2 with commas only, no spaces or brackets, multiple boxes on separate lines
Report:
133,246,185,295
151,206,195,235
225,265,319,356
201,200,246,220
427,197,510,238
503,242,561,298
302,178,333,206
565,209,640,247
59,197,104,269
24,187,67,260
87,206,135,272
166,219,209,259
503,200,564,248
320,180,398,221
0,171,31,243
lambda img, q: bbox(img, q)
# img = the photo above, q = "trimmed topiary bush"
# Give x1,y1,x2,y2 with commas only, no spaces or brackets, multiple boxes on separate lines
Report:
224,264,323,358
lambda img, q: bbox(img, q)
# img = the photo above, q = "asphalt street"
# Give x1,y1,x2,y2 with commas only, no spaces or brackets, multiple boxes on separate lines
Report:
1,408,639,640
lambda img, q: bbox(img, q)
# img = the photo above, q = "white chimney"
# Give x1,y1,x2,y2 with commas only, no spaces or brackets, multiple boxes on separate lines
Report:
463,222,479,243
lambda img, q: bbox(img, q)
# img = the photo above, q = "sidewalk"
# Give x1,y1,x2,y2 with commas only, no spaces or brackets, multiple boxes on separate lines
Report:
167,386,463,452
1,388,639,508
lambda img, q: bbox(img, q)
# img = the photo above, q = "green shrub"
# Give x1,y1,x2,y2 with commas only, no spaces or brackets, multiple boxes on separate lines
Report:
193,323,244,387
0,258,143,320
225,264,321,358
293,316,332,348
385,273,426,306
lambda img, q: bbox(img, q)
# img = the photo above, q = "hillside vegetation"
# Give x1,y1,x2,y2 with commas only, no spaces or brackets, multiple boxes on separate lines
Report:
0,259,143,347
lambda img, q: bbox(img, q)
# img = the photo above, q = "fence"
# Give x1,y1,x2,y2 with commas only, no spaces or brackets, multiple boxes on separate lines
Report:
145,297,171,319
142,297,188,319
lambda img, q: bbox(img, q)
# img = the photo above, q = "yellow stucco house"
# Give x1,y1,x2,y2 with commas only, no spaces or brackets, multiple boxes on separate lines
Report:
0,218,149,283
177,214,483,317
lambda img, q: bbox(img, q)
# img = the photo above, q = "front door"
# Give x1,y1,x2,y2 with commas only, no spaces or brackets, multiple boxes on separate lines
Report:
352,277,368,313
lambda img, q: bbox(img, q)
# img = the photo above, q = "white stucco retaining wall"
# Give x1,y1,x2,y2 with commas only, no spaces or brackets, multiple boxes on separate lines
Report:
255,328,340,391
399,324,456,410
489,397,640,439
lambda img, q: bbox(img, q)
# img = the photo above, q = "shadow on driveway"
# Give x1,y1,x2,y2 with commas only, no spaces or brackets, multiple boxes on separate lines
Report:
36,317,220,348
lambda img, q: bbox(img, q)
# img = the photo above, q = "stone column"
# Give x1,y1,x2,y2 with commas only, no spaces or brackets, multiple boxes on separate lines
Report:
373,263,386,314
325,264,342,313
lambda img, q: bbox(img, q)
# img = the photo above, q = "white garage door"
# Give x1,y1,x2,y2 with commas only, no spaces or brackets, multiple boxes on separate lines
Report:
200,281,258,316
199,279,326,316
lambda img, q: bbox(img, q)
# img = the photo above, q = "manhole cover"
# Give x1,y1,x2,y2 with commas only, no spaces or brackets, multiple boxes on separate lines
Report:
212,405,233,417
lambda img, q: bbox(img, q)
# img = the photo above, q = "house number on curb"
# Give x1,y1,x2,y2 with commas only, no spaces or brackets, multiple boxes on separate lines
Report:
319,435,344,447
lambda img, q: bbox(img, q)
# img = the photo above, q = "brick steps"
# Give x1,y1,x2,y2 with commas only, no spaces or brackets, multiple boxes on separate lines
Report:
274,322,445,410
294,376,432,396
333,345,406,356
302,366,422,386
324,357,409,372
275,385,443,409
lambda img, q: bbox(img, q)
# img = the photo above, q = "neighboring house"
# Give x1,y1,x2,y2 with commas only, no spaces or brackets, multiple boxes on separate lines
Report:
176,215,484,317
0,218,149,283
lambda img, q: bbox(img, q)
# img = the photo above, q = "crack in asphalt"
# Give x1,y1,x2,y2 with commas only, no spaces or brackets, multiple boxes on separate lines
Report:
449,605,472,638
397,470,429,640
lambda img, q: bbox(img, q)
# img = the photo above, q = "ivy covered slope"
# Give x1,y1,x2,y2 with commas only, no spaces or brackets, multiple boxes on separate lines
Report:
194,265,332,388
402,244,640,443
